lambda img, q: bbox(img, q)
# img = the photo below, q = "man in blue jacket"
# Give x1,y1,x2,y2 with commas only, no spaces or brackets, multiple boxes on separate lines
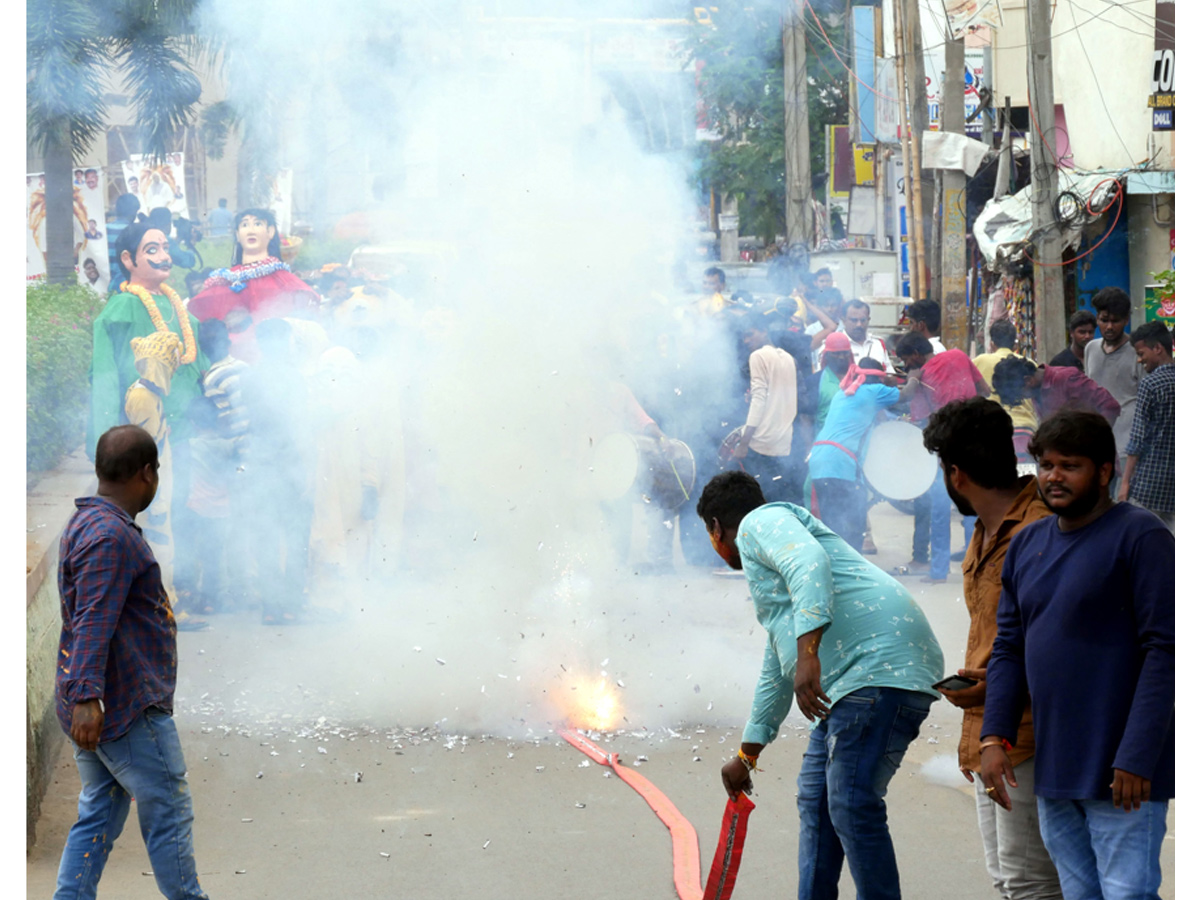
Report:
979,411,1173,900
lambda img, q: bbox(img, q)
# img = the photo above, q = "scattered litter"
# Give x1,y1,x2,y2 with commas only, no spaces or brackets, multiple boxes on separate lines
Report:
318,747,327,754
472,532,478,542
380,852,391,859
537,542,544,551
241,818,253,823
483,840,491,849
270,751,279,756
927,737,939,744
255,772,263,779
436,658,446,665
235,869,247,875
355,772,364,782
616,680,625,688
693,685,701,693
601,658,609,666
413,646,422,652
507,752,514,759
578,760,590,767
693,756,702,762
636,755,649,762
535,766,545,772
707,702,714,711
575,802,586,808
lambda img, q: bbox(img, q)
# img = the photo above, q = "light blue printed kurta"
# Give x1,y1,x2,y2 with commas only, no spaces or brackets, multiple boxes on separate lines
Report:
737,502,944,745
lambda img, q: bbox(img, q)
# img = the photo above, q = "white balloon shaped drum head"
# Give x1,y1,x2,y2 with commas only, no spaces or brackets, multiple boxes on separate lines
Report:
862,420,938,501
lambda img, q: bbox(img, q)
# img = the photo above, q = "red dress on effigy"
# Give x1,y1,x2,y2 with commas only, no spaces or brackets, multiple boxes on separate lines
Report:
187,257,320,323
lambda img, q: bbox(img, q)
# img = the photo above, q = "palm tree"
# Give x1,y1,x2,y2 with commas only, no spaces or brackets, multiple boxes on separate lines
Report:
27,0,205,285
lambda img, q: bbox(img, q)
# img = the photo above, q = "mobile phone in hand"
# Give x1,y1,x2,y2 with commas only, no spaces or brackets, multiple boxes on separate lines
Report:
932,674,979,692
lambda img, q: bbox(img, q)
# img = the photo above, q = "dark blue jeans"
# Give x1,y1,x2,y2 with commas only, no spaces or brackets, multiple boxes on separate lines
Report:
796,687,934,900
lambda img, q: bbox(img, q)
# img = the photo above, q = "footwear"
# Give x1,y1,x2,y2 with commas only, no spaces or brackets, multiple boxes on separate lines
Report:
920,575,947,584
175,610,209,631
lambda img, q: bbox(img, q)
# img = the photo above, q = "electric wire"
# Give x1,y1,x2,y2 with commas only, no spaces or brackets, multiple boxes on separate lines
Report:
1064,0,1140,167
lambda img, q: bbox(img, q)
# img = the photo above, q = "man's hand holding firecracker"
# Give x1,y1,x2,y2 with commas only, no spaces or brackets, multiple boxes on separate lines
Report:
721,742,765,799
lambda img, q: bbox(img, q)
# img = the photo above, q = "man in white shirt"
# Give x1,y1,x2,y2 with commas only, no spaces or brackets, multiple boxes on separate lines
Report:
844,299,894,372
726,319,798,502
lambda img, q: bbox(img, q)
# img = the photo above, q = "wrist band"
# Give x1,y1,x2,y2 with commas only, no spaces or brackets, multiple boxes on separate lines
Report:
979,739,1008,753
737,749,759,772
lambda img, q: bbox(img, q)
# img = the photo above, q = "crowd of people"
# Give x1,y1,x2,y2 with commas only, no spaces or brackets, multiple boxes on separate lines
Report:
52,196,1174,899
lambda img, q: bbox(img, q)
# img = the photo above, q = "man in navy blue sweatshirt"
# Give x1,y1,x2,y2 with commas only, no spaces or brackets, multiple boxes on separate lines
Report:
979,411,1174,900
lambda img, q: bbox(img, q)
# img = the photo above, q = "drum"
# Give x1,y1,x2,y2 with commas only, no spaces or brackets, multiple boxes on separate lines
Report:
861,420,938,501
591,433,697,511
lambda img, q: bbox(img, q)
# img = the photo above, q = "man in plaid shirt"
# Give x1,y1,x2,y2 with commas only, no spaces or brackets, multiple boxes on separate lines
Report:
1120,322,1174,531
53,425,209,900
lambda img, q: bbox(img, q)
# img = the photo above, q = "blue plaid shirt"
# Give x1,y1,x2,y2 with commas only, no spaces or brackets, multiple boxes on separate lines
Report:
56,496,177,743
1125,364,1174,514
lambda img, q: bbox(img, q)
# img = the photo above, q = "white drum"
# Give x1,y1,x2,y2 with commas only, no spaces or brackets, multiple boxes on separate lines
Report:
861,420,938,501
591,433,696,510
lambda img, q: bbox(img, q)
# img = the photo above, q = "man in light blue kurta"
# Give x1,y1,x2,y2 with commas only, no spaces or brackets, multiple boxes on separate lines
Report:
699,471,943,900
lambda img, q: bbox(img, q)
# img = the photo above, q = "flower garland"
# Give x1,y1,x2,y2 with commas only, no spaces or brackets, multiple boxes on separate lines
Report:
203,257,291,293
120,281,197,364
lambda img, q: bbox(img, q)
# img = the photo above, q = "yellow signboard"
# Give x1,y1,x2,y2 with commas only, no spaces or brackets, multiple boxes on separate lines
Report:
853,143,875,186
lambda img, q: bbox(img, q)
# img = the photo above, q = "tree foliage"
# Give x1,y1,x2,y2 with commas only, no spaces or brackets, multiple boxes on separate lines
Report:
685,3,850,244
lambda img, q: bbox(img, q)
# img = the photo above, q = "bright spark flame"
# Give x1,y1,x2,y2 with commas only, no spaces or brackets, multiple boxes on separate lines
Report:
565,677,621,731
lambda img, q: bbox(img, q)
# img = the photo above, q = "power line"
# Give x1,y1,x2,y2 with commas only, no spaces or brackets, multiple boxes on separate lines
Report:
1065,0,1140,166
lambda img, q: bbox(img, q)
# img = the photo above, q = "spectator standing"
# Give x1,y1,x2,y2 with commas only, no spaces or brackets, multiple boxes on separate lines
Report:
699,471,943,900
1083,288,1143,493
1048,309,1096,372
923,399,1061,900
725,319,797,502
695,266,730,317
843,298,894,372
907,298,947,354
972,320,1039,460
991,357,1120,426
1120,322,1174,530
207,197,233,239
980,412,1173,900
52,425,210,900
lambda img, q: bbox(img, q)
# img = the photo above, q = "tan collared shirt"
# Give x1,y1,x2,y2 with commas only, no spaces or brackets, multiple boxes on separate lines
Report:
958,476,1049,772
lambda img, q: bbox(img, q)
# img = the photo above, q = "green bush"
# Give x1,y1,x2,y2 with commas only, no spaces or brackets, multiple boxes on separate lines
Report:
27,283,103,474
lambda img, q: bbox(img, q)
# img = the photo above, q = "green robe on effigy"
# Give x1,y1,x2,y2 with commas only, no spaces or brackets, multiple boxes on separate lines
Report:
87,290,209,454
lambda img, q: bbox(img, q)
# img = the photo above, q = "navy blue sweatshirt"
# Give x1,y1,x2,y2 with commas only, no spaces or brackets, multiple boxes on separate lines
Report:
982,502,1174,801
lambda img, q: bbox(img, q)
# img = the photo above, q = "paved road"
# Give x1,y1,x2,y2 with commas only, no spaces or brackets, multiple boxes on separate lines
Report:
26,504,1174,898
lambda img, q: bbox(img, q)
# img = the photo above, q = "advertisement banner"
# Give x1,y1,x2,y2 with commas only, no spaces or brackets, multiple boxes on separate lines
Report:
928,48,986,136
1148,0,1174,131
122,152,188,219
944,0,1004,40
27,169,109,293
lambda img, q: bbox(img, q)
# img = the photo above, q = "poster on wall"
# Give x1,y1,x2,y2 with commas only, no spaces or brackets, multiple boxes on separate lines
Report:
944,0,1004,40
928,48,986,137
1148,0,1174,131
121,152,188,219
26,169,109,293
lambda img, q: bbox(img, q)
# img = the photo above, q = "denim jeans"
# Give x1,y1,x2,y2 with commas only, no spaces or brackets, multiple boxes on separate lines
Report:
927,467,952,579
1036,797,1168,900
54,709,208,900
796,687,934,900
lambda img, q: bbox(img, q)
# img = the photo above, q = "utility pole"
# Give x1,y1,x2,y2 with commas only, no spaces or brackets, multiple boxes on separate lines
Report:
784,3,813,247
941,35,969,350
1028,0,1064,362
895,0,927,299
902,0,931,298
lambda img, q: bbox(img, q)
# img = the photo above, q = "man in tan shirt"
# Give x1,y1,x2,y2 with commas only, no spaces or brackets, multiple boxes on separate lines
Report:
725,319,797,502
923,398,1062,900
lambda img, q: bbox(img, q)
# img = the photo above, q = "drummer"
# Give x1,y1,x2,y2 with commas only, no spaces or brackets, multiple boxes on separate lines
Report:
808,359,899,552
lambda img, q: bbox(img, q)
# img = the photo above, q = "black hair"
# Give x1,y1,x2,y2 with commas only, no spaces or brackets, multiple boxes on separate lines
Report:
923,398,1017,489
703,266,726,286
146,207,172,233
218,198,228,207
1028,411,1116,472
232,208,282,263
815,267,832,278
989,319,1018,350
115,214,164,278
94,425,158,483
895,331,933,359
1091,287,1132,321
82,257,96,268
907,298,941,333
1130,321,1173,352
991,355,1038,407
114,193,140,220
773,297,799,317
197,318,230,359
858,357,885,372
695,471,766,532
1069,308,1097,331
845,298,870,315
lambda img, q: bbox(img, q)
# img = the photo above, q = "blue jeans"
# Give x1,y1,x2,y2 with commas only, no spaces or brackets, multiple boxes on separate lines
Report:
1037,797,1168,900
796,687,934,900
54,709,208,900
928,468,951,579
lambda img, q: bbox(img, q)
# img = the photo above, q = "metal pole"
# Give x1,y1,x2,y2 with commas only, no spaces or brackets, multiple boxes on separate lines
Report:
896,0,927,298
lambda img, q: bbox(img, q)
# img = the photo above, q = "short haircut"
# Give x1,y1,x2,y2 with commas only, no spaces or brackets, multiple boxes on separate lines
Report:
815,267,832,278
696,471,766,532
83,257,96,267
858,357,885,372
895,331,933,359
115,215,162,277
845,298,870,315
703,266,726,286
218,198,228,207
197,318,230,358
1130,320,1173,352
907,298,941,332
772,297,799,317
94,425,157,483
1028,411,1116,472
989,319,1018,349
114,193,140,220
84,168,97,176
1091,287,1132,321
991,355,1037,407
923,398,1017,489
1069,309,1097,331
146,207,172,233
